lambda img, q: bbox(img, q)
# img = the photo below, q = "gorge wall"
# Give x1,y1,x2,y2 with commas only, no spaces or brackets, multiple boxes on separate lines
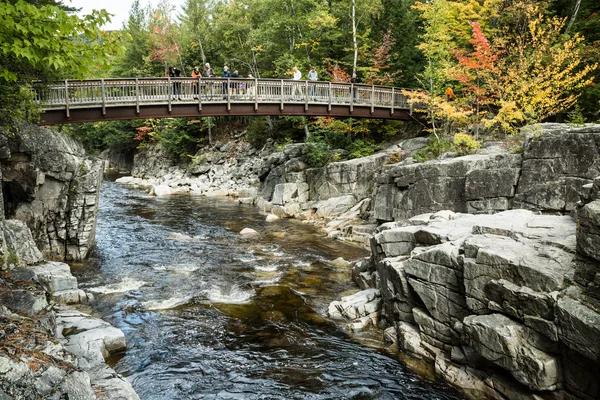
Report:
0,123,103,261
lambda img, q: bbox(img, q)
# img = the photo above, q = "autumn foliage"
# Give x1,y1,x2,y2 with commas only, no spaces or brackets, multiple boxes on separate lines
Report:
406,0,598,137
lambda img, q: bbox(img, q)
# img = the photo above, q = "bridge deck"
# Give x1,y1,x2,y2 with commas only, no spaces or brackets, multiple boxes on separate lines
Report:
35,78,416,124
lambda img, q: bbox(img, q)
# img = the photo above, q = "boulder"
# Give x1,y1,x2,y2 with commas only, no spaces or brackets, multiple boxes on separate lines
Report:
240,228,260,237
152,185,173,196
577,200,600,262
463,313,559,391
515,124,600,212
2,219,43,265
57,310,127,370
265,213,279,222
328,289,381,321
556,297,600,362
0,289,48,316
377,257,417,323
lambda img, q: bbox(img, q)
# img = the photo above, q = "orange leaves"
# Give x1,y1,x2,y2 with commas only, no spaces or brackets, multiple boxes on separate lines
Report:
450,21,503,111
325,64,350,83
134,125,153,141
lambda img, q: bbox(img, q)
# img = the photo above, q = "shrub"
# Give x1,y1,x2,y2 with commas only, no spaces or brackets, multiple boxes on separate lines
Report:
412,135,454,162
347,138,376,159
453,132,481,155
305,143,331,167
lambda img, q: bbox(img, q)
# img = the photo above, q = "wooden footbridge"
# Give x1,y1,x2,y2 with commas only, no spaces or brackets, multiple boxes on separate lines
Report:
35,78,418,125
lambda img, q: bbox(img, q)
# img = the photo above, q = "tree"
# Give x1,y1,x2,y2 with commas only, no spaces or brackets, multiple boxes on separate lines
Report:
179,0,212,66
148,1,183,73
111,0,153,77
451,21,503,135
0,0,122,124
495,8,597,126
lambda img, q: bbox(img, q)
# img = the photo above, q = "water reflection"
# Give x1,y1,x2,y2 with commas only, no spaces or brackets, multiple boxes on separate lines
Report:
73,181,461,400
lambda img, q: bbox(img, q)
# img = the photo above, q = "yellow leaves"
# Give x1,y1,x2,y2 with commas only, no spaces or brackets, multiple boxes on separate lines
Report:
484,100,525,135
498,10,598,124
308,11,338,30
453,132,481,155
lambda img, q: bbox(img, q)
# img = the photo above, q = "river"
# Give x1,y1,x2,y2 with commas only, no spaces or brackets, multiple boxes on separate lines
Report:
72,181,461,400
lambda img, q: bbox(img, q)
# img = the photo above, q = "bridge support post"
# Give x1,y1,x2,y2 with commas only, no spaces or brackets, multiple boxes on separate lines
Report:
64,80,70,118
371,85,375,114
198,77,202,111
391,87,395,116
305,81,308,111
135,79,140,114
254,78,258,111
280,80,284,111
350,83,354,113
328,82,332,112
101,79,106,115
168,77,172,113
227,78,231,111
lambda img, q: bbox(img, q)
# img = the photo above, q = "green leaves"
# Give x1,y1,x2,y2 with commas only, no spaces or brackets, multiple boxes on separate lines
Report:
0,0,123,82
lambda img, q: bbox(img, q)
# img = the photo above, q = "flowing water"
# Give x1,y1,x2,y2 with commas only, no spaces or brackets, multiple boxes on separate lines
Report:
73,181,461,400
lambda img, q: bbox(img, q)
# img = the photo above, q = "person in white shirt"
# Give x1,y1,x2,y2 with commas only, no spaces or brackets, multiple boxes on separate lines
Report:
292,66,302,97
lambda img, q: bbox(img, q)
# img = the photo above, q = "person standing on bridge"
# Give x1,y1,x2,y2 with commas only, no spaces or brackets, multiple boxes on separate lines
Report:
350,73,360,101
292,66,302,98
204,63,215,98
191,66,201,99
168,66,182,100
221,66,231,97
308,66,318,98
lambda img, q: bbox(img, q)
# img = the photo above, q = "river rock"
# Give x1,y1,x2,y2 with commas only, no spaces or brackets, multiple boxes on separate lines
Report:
396,321,432,360
265,213,279,222
57,309,127,369
328,288,381,321
306,152,389,202
463,233,574,314
434,355,497,400
30,261,78,293
240,227,259,237
372,153,521,221
152,184,173,196
0,354,95,400
484,279,556,321
462,313,559,391
272,182,309,205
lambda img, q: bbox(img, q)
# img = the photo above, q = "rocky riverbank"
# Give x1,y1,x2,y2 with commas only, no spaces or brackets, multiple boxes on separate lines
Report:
114,123,600,399
0,123,138,399
0,219,138,399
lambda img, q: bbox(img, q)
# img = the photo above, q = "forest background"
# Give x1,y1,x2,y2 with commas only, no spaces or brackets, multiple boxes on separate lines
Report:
1,0,599,164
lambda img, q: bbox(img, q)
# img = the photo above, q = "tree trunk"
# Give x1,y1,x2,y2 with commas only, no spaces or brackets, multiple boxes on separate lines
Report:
565,0,582,34
352,0,358,76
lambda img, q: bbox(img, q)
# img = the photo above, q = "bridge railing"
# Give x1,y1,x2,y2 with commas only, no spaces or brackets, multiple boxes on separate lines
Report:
34,78,411,113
